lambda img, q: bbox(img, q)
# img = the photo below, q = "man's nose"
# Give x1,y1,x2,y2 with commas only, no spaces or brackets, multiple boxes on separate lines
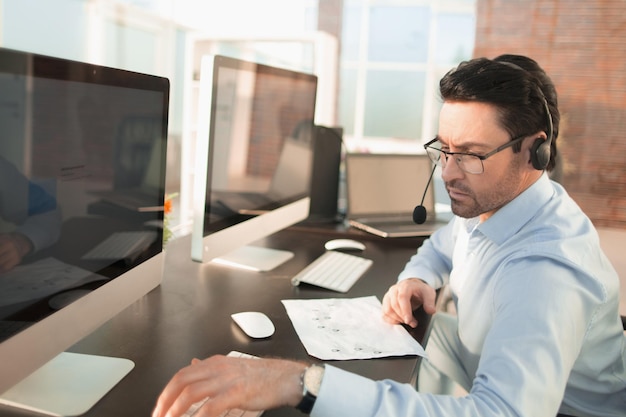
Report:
441,156,465,182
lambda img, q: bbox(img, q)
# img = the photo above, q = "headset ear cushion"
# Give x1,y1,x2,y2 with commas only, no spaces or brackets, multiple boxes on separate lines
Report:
530,137,550,170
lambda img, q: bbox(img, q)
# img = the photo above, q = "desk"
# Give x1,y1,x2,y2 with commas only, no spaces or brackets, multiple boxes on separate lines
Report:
1,226,429,417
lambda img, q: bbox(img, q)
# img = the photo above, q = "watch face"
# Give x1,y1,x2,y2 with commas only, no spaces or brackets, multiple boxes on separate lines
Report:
304,364,325,396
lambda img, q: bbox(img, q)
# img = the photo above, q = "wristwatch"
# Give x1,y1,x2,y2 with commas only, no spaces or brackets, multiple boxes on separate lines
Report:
296,364,325,414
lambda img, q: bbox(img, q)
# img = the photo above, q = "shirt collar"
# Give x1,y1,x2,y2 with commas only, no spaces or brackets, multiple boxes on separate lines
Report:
465,173,554,245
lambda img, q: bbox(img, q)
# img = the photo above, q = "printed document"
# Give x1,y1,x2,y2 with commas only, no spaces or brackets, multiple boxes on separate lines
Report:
282,295,426,360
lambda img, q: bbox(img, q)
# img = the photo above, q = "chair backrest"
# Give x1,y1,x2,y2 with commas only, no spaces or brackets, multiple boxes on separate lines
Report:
596,228,626,330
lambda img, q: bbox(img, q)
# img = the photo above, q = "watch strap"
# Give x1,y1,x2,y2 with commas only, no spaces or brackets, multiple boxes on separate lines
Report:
296,364,325,414
296,390,317,414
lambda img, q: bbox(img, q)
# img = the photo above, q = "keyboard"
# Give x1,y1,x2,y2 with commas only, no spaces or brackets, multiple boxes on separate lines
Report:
182,351,263,417
81,231,158,261
290,250,373,293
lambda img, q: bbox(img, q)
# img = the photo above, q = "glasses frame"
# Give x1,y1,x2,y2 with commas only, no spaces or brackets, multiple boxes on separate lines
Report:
423,133,530,174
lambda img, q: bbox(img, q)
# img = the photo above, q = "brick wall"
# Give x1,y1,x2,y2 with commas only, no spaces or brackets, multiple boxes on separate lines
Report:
474,0,626,228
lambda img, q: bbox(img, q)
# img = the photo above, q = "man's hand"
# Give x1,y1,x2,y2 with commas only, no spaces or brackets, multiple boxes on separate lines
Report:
152,355,307,417
0,233,33,273
381,278,437,328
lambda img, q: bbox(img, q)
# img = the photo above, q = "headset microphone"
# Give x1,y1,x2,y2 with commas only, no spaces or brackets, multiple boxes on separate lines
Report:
413,163,437,224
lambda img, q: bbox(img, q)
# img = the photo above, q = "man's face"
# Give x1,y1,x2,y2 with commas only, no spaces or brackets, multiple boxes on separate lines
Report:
437,101,538,222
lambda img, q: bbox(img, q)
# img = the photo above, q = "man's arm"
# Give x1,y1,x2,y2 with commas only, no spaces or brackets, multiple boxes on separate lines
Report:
397,219,456,288
152,355,306,417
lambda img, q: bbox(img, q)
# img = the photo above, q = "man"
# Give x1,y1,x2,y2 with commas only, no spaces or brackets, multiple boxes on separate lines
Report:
152,55,626,417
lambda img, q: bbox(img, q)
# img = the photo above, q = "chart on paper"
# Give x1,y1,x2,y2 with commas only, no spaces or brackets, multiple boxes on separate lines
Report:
282,296,426,360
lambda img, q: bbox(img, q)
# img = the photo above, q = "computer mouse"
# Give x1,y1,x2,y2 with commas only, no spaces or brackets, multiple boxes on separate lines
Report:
324,238,366,251
231,311,275,339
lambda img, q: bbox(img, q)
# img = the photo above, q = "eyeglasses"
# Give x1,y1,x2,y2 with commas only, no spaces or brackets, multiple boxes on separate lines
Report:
424,133,530,175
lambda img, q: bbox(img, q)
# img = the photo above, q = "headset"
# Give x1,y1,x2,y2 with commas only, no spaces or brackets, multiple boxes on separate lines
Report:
530,95,554,170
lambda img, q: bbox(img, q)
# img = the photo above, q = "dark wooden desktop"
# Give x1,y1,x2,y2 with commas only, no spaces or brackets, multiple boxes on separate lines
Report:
1,224,430,417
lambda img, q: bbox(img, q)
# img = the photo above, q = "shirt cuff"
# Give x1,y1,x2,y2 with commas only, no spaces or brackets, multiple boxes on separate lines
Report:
310,365,379,417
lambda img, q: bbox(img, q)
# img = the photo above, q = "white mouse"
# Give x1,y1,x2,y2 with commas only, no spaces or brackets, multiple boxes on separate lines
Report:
324,238,366,251
231,311,275,339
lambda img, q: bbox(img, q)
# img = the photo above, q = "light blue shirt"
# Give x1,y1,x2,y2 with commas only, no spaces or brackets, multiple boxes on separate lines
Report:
312,174,626,417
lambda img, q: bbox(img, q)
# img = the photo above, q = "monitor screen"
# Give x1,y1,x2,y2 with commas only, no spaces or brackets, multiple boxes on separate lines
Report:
0,47,169,415
191,55,317,271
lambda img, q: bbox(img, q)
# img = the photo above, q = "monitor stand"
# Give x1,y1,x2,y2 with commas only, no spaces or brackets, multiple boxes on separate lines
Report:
0,352,134,416
212,245,294,272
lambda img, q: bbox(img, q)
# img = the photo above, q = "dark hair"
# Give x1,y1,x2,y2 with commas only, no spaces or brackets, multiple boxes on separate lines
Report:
439,54,559,171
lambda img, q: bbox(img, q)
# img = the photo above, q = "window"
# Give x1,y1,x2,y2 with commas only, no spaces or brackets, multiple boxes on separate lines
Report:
339,0,476,152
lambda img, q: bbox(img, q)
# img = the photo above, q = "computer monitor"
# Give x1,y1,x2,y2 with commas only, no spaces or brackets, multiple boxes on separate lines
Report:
0,47,169,415
191,55,317,271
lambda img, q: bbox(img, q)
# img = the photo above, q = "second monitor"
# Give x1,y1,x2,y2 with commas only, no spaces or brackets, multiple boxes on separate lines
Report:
191,55,318,271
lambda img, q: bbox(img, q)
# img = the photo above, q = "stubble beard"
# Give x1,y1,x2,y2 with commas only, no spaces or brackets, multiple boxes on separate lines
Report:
447,158,524,219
